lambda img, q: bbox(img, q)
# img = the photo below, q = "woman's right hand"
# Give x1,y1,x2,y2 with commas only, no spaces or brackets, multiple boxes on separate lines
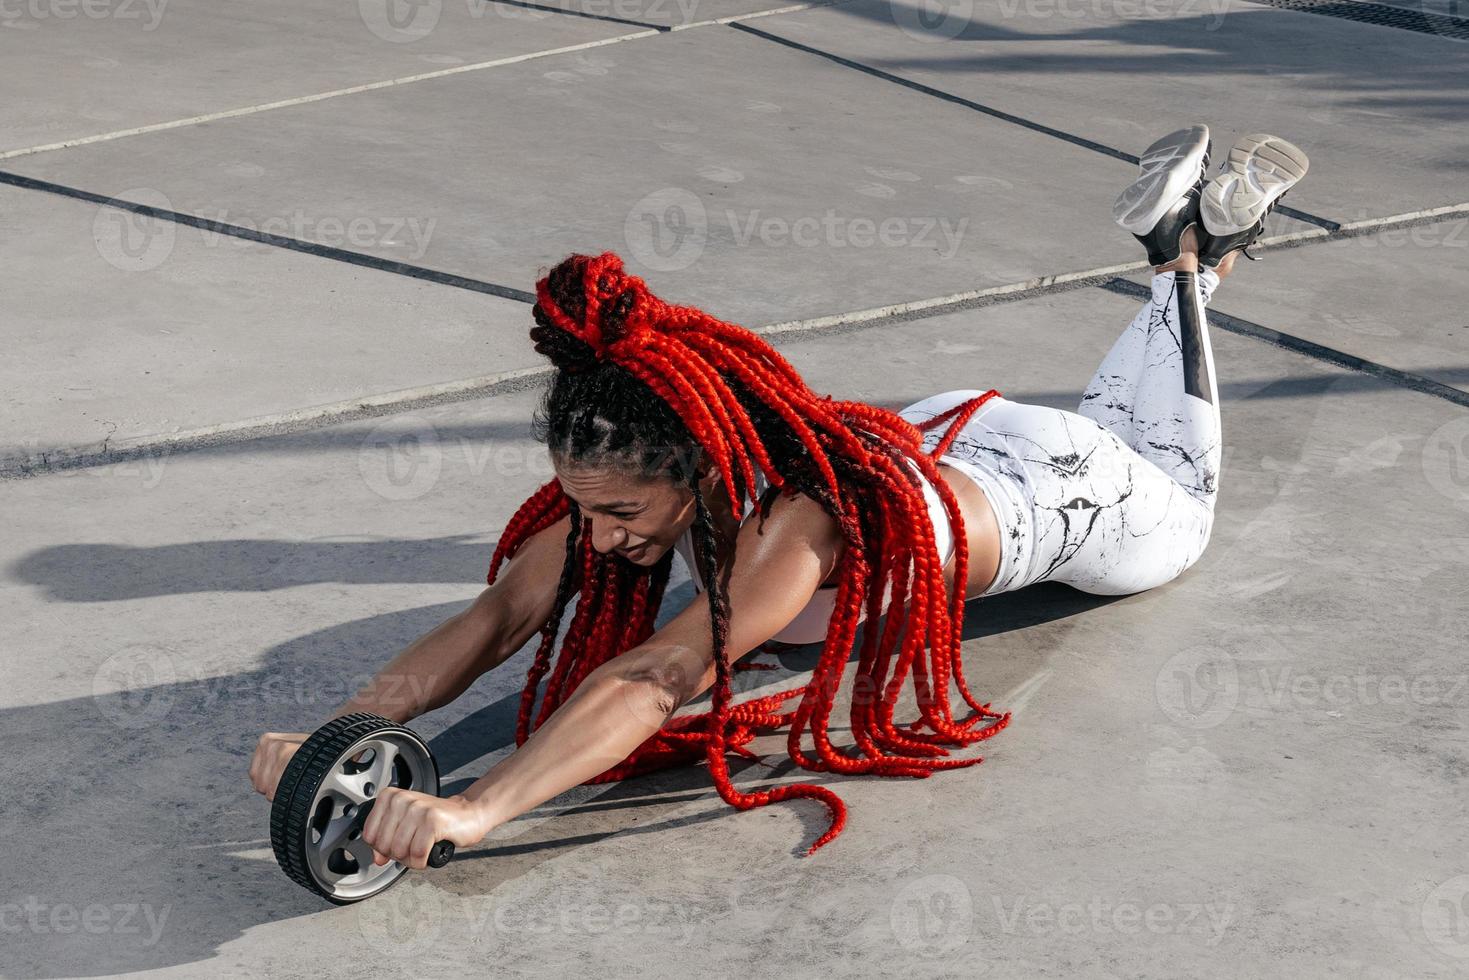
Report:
249,732,308,802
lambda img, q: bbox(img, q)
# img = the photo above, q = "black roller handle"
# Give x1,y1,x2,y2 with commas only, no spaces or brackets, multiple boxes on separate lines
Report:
356,798,456,869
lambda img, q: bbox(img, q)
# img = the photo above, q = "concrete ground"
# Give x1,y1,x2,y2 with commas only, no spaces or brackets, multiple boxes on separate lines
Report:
2,0,1467,977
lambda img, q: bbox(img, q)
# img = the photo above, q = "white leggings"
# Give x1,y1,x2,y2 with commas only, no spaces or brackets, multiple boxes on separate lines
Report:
899,269,1223,597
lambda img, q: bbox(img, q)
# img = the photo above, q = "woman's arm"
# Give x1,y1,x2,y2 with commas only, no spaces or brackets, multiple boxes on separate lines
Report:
248,514,574,801
361,489,845,866
330,513,576,723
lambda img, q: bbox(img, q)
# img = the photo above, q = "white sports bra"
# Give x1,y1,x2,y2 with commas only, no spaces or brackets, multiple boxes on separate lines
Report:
670,459,957,645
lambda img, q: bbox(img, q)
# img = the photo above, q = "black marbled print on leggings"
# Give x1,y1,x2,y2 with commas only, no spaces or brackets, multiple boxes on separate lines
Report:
900,270,1224,597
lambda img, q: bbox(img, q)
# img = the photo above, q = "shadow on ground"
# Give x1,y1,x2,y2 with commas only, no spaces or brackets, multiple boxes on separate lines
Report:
1,365,1349,975
1,570,1112,977
822,0,1469,125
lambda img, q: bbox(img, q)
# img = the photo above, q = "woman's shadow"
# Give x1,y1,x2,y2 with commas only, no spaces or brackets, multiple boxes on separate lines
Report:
4,534,1115,978
428,580,1121,863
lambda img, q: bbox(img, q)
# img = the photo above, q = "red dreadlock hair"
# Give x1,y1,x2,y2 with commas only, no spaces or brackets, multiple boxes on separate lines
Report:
486,251,1009,855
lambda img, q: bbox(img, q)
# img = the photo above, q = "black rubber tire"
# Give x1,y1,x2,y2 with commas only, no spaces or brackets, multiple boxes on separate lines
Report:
269,712,441,905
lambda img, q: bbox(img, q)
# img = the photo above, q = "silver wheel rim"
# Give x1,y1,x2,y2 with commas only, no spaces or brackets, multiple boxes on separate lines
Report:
303,731,438,901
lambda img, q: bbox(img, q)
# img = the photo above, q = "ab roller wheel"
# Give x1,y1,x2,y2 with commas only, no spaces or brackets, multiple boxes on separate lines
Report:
270,713,455,905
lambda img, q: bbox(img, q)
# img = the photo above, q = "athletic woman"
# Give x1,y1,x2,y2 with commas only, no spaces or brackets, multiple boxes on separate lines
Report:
249,125,1309,867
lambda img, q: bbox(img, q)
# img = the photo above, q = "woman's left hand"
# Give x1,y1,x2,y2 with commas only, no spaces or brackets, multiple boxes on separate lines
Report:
361,788,490,869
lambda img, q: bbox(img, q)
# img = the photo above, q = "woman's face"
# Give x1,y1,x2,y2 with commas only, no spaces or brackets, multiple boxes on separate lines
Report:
553,458,715,566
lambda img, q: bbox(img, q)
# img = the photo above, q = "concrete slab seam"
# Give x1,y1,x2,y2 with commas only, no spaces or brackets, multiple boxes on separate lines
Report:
0,32,661,164
728,21,1343,232
6,202,1466,480
0,0,854,164
492,0,851,31
0,169,536,303
1098,277,1469,409
1,366,557,481
488,0,671,29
